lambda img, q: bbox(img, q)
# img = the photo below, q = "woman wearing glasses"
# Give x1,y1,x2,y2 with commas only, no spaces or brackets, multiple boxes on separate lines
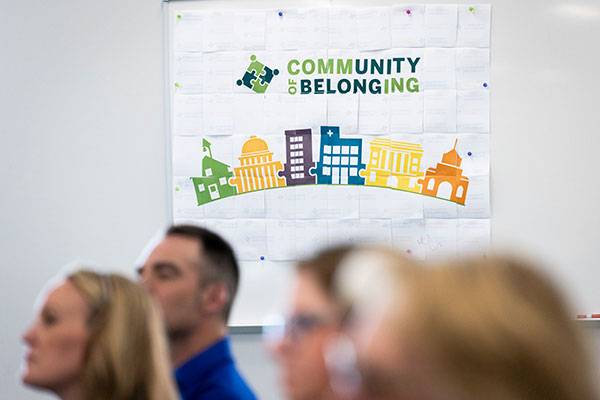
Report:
273,246,353,400
22,270,178,400
273,245,412,400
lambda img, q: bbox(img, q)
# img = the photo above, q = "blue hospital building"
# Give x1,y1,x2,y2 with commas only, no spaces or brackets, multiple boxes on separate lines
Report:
313,126,365,185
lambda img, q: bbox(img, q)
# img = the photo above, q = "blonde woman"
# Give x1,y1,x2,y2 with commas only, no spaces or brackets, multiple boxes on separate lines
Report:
22,270,179,400
332,256,598,400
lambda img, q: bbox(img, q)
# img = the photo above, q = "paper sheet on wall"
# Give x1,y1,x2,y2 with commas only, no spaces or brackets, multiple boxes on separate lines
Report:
169,4,492,326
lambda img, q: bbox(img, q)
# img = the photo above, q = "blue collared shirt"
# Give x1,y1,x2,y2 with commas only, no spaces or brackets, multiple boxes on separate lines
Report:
175,337,257,400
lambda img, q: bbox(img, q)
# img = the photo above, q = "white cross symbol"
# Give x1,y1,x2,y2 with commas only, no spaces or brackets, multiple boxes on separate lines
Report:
327,129,334,137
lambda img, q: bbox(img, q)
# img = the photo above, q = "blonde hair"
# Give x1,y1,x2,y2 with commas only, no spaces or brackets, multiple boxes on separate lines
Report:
68,270,178,400
399,257,598,400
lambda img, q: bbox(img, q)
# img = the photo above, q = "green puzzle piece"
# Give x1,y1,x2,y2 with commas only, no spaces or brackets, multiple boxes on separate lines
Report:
247,55,266,80
251,76,269,93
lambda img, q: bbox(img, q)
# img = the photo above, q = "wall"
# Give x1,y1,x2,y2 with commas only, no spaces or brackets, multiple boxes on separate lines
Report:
0,1,168,399
1,1,599,399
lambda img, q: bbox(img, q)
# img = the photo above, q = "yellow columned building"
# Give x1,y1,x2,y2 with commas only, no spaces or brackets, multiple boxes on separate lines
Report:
360,138,425,193
229,136,286,194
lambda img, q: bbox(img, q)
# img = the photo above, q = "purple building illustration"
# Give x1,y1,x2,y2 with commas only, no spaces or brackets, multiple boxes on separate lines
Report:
279,129,316,185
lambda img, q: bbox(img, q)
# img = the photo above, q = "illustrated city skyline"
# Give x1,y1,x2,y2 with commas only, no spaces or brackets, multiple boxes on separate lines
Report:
190,126,470,207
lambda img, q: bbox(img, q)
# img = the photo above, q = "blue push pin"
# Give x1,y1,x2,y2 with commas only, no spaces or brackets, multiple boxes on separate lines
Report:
468,151,473,156
483,82,488,88
278,11,283,17
260,256,265,261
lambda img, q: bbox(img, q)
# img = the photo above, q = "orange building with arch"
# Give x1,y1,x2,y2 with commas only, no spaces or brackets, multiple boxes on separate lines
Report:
419,140,469,205
230,135,285,194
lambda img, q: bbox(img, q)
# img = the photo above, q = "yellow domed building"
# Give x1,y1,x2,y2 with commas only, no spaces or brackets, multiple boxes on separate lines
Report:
229,136,286,194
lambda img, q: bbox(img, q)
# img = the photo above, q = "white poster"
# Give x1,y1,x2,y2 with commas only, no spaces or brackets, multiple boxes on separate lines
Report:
170,4,491,325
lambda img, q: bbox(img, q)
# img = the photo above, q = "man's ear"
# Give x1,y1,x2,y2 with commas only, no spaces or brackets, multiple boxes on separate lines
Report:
200,282,228,316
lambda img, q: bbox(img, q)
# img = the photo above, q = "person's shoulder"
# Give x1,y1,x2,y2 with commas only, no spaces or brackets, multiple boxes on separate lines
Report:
199,388,257,400
180,364,256,400
180,339,257,400
215,363,257,400
187,379,257,400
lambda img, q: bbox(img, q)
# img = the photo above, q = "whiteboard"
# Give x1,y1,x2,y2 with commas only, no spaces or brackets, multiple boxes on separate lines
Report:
166,1,493,325
165,0,600,319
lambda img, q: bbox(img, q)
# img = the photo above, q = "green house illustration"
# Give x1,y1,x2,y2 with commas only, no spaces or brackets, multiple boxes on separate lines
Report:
191,139,237,205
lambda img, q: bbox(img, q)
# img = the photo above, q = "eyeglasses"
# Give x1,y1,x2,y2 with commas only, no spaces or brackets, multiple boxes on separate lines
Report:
262,312,338,347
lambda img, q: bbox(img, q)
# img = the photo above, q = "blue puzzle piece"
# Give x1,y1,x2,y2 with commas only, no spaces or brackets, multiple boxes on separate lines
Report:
237,71,257,89
257,66,279,86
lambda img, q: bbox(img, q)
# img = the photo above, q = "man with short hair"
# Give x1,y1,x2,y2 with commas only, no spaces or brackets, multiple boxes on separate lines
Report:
138,225,256,400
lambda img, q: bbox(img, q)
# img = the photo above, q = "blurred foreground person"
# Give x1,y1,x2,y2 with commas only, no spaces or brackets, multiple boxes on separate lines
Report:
274,246,411,400
273,246,352,400
22,270,178,400
331,256,598,400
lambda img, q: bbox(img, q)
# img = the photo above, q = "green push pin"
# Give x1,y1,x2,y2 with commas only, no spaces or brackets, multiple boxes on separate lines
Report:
177,14,182,20
174,82,180,88
469,7,475,13
175,186,180,192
